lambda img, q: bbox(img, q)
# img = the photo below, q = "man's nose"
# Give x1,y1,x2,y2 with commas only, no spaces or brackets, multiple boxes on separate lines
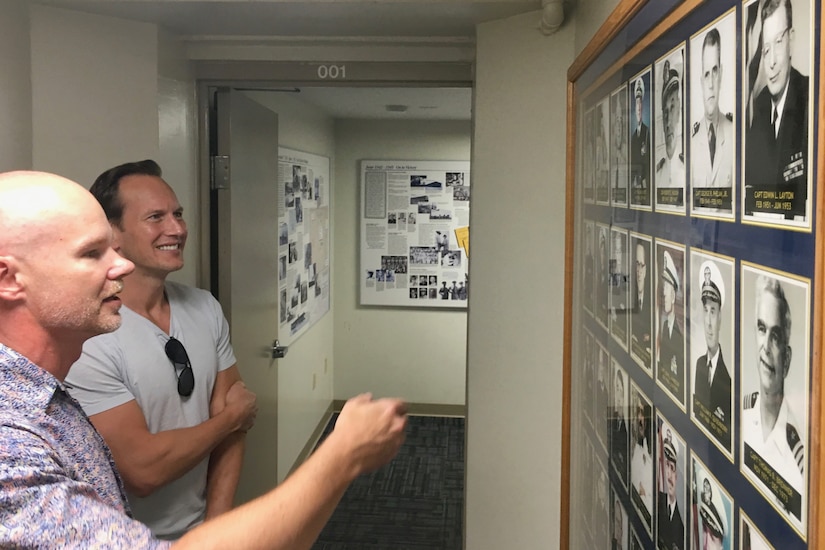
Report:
110,252,135,278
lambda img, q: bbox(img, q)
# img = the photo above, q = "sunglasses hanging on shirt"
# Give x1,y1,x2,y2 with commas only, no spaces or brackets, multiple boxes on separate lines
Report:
165,336,195,397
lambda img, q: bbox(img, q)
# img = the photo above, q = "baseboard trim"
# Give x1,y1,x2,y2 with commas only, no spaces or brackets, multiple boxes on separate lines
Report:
289,401,467,475
288,401,335,477
332,400,466,417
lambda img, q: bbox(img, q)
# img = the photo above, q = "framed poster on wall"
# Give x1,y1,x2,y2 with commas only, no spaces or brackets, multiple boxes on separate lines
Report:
561,1,823,549
277,147,330,345
359,159,470,308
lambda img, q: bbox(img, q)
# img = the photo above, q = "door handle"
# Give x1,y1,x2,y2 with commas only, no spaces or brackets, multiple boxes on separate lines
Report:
272,339,288,359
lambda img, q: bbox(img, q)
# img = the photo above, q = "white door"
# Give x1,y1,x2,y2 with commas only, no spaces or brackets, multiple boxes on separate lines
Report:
214,89,280,504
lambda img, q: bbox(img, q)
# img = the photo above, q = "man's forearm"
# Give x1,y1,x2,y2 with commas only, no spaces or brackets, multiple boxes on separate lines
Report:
205,431,247,518
173,430,356,550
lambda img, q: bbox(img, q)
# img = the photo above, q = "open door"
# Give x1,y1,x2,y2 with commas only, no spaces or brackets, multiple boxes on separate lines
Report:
213,89,280,504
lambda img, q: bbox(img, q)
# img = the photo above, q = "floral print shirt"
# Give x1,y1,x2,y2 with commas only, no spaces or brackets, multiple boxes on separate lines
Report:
0,344,172,549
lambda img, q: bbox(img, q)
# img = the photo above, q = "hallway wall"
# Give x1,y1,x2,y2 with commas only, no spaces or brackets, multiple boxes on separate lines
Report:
333,119,471,405
467,9,575,549
0,0,31,172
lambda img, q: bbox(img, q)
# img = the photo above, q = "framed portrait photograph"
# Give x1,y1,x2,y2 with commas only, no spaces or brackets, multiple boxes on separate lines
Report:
595,96,611,205
595,342,610,452
655,240,686,409
689,9,737,219
564,2,824,549
629,67,653,210
741,511,775,550
689,249,735,458
582,328,595,429
610,227,630,349
583,106,595,204
629,382,653,533
596,223,611,329
610,360,630,488
653,44,686,213
583,220,596,315
594,460,610,548
740,263,810,536
691,456,734,550
630,233,653,374
656,413,686,550
610,485,629,550
742,0,814,229
610,83,630,207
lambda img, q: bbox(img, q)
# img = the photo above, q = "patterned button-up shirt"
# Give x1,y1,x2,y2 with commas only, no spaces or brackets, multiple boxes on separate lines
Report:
0,344,172,549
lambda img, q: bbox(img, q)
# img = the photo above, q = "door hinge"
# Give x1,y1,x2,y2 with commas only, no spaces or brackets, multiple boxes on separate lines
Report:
211,155,230,190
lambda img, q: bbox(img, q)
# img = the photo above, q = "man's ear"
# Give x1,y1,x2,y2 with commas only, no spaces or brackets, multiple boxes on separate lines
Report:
783,346,793,379
0,255,24,301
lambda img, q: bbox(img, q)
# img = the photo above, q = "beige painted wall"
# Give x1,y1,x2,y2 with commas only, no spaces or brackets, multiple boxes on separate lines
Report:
467,9,575,549
333,119,470,404
0,0,32,172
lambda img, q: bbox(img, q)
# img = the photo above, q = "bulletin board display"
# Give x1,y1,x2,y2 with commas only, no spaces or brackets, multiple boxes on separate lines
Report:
561,1,824,549
277,147,331,345
359,160,470,308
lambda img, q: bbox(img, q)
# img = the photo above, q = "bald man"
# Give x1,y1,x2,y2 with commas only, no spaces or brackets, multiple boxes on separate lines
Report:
0,171,408,548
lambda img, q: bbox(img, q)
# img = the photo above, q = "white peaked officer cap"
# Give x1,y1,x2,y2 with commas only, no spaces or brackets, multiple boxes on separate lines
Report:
699,260,725,308
699,475,727,539
662,250,679,293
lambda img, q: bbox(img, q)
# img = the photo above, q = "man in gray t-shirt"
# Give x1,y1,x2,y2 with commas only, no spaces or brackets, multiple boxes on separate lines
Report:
66,160,258,539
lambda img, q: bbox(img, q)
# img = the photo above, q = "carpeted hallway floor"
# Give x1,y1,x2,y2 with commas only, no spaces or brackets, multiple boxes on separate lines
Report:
311,415,465,550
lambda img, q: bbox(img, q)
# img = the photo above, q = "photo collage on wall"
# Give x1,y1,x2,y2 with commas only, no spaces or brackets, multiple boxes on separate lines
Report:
359,160,470,308
572,1,816,550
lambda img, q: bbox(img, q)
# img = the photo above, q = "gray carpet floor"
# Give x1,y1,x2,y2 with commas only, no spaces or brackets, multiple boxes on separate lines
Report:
311,415,465,550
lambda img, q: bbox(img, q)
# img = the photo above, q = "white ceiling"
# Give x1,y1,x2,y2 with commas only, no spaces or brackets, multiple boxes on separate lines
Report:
34,0,541,39
33,0,540,120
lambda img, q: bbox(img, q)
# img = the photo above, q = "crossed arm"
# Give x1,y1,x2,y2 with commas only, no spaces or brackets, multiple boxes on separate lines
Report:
88,365,256,498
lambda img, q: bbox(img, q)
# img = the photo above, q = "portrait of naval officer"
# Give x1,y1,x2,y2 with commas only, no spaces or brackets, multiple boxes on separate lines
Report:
693,260,732,449
691,25,734,195
657,249,685,405
698,474,729,550
630,76,651,204
744,0,810,221
656,428,684,550
655,52,686,205
742,274,805,517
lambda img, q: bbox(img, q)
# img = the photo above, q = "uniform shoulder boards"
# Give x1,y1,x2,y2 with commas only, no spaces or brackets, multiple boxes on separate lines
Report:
657,158,666,171
743,391,758,409
787,423,804,475
725,112,733,121
679,153,684,163
693,121,701,136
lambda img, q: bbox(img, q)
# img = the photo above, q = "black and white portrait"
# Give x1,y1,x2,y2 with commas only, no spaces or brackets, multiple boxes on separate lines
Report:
690,11,736,217
654,45,686,212
629,384,653,532
743,0,813,227
610,487,628,550
656,414,686,550
690,251,735,456
655,242,686,408
609,227,629,350
610,84,629,207
595,97,610,205
610,360,629,487
629,69,652,209
630,234,652,374
740,264,809,534
596,224,611,329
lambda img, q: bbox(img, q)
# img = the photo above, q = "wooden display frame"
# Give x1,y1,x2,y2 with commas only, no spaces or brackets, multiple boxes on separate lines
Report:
561,1,824,548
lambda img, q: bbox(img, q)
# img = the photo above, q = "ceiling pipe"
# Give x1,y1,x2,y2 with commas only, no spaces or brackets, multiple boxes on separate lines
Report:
539,0,565,35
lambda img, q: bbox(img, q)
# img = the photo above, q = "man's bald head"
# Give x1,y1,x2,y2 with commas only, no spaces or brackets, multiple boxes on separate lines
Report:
0,171,102,256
